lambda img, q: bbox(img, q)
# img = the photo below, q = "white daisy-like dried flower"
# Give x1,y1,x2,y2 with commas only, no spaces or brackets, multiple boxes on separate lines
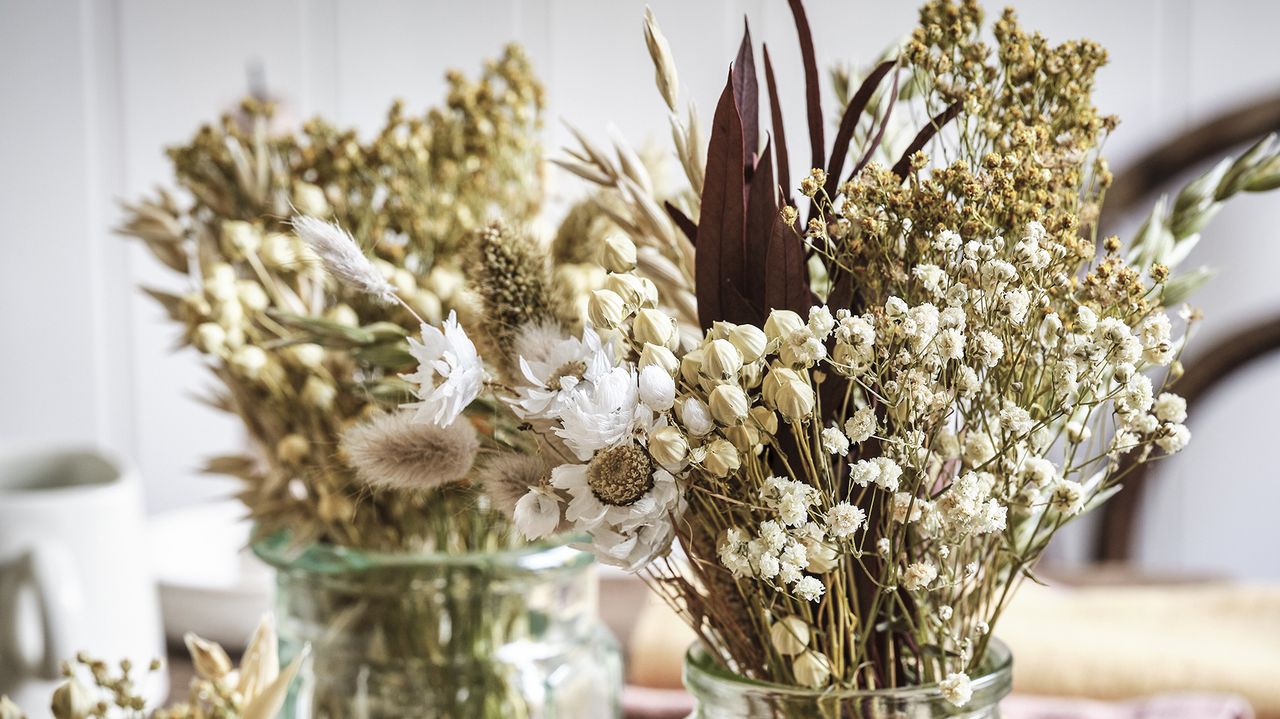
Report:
403,310,489,427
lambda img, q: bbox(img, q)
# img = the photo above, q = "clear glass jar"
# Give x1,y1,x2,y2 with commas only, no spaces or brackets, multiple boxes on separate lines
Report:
253,533,622,719
683,639,1012,719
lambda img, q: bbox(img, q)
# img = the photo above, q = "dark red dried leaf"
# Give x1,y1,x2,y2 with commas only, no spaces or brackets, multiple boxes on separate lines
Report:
892,101,962,178
787,0,824,176
764,215,809,315
697,72,749,329
743,137,777,320
825,60,896,199
732,18,760,171
665,201,698,245
851,69,900,180
762,44,791,205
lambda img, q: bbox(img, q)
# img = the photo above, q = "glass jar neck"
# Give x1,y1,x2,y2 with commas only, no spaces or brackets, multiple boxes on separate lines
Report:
684,640,1012,719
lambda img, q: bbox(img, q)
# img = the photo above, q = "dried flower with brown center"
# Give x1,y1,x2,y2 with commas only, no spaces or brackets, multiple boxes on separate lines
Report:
588,443,654,506
547,360,588,391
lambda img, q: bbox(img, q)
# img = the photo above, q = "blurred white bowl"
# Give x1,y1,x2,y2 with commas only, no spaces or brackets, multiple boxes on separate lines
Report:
147,501,271,649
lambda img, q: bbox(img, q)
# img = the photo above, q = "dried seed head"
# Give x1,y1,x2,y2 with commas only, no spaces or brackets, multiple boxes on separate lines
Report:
587,443,654,506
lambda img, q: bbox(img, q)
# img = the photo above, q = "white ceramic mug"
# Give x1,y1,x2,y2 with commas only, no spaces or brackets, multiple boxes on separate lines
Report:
0,446,165,715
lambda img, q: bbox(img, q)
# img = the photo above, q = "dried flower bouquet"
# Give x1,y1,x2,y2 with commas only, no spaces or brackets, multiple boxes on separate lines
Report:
122,48,626,718
297,0,1280,709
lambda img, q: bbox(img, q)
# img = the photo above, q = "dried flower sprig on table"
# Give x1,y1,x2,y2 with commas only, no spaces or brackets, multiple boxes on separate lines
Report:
119,45,546,551
0,618,302,719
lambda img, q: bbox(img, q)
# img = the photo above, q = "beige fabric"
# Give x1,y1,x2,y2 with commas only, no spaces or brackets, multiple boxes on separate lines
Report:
627,582,1280,718
998,583,1280,718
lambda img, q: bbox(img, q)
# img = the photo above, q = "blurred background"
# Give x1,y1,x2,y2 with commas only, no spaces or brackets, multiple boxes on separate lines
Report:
2,0,1279,715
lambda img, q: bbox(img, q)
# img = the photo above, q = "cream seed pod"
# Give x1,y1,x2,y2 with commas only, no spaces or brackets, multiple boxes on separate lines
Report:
702,338,744,381
604,272,657,308
769,615,811,656
221,220,262,259
292,181,329,216
276,434,310,465
750,405,779,435
680,348,705,386
50,679,93,719
764,309,805,350
639,343,679,376
284,342,326,369
633,307,678,348
701,438,740,478
192,322,228,355
709,384,750,425
600,233,638,272
792,650,832,689
728,324,768,362
649,425,690,470
764,368,814,422
724,423,759,454
587,288,627,329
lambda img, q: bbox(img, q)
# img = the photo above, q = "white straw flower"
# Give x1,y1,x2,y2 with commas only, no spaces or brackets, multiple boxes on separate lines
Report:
513,324,614,420
638,364,676,411
514,487,562,540
292,216,396,302
402,310,488,426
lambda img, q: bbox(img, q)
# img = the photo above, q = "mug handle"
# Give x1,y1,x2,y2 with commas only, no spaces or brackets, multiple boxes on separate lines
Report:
0,545,81,679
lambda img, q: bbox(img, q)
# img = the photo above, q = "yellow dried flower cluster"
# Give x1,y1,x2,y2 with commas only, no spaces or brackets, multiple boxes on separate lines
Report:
120,45,544,550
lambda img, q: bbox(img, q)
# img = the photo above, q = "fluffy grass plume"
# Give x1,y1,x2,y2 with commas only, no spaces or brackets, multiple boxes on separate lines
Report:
342,410,479,492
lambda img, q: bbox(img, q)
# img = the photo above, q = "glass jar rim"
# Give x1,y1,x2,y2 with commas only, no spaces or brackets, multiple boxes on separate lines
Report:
683,638,1012,703
251,529,594,575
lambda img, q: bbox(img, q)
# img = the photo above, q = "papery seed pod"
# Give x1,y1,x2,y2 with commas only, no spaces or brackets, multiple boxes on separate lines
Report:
728,324,768,362
702,339,744,381
600,233,637,273
184,632,234,681
587,289,627,329
770,616,811,656
639,343,679,376
633,308,677,348
793,651,832,688
709,385,750,426
649,426,689,471
701,438,740,478
764,310,805,350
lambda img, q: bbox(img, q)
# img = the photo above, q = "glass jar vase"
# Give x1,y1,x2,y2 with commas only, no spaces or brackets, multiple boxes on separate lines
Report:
683,639,1012,719
253,533,622,719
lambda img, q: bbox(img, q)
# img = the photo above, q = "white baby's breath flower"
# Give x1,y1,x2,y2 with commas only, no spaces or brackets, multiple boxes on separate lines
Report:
939,672,973,707
844,407,877,443
794,575,825,602
826,502,866,538
821,425,850,455
1154,392,1187,423
513,487,561,540
403,311,488,427
1157,423,1191,453
902,561,938,591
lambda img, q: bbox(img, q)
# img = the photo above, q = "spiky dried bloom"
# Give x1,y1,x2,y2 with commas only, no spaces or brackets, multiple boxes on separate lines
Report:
475,453,547,519
292,216,396,302
342,411,479,493
465,221,566,379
